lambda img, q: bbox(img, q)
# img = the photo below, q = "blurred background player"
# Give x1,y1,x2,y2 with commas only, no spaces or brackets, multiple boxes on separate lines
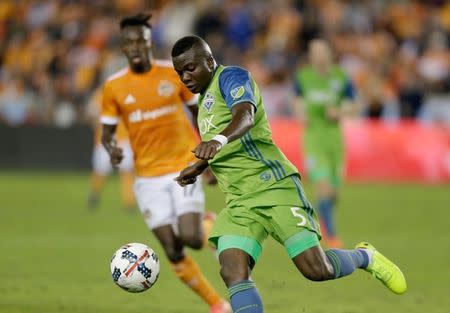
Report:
85,86,135,212
100,14,230,313
292,39,358,248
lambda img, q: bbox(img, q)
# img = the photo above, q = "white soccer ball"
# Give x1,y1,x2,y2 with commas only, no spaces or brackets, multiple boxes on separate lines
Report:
110,243,160,293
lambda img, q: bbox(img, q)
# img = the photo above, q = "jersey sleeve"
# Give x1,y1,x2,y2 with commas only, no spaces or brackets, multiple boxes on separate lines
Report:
180,82,198,106
218,67,256,110
100,83,120,125
343,77,355,100
293,76,303,96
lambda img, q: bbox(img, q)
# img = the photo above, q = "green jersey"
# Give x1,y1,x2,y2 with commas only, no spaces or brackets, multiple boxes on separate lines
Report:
198,65,299,208
294,65,355,134
294,65,355,185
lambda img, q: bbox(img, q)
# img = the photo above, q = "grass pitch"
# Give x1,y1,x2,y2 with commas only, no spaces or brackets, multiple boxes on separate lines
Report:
0,171,448,313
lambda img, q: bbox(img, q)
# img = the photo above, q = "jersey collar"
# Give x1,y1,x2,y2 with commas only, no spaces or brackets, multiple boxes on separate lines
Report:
200,64,223,96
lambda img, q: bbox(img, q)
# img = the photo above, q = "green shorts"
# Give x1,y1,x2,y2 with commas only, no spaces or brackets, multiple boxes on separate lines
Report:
304,147,343,187
209,176,321,263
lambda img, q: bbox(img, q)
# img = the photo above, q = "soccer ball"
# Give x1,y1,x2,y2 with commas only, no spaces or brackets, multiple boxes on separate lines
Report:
110,243,160,293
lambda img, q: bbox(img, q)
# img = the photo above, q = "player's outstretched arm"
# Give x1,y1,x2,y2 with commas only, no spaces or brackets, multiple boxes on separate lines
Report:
174,160,209,186
101,124,123,169
192,102,254,160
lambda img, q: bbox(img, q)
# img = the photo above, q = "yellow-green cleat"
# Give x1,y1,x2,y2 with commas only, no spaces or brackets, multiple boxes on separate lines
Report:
355,242,407,295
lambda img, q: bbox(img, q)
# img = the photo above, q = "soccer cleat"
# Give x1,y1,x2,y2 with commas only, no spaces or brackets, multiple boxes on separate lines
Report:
355,242,407,294
210,300,232,313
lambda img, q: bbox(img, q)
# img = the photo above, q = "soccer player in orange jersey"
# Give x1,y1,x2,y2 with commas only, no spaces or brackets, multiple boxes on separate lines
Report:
86,87,135,212
100,14,230,313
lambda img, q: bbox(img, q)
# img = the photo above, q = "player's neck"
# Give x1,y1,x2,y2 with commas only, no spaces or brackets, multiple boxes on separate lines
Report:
130,62,152,74
200,64,219,94
314,64,330,76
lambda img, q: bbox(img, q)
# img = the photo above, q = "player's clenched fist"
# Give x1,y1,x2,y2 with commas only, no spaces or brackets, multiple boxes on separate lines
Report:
175,164,201,186
192,140,222,160
108,146,124,169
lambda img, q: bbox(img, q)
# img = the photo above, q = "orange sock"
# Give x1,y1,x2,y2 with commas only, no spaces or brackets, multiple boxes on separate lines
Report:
171,255,222,306
120,172,135,210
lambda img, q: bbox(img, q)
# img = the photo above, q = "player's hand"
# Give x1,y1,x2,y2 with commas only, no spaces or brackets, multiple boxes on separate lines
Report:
192,140,222,160
109,146,124,169
326,106,341,122
174,164,204,187
202,167,217,185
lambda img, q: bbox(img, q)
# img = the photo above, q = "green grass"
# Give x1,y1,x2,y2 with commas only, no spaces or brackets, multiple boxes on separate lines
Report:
0,171,448,313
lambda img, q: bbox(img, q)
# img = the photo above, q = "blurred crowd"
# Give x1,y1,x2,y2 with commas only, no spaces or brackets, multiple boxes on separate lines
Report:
0,0,449,128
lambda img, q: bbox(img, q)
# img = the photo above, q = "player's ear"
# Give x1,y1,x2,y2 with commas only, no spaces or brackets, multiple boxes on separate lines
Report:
207,56,214,71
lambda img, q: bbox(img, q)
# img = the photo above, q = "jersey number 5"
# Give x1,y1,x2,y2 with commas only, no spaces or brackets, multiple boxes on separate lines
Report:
290,207,306,226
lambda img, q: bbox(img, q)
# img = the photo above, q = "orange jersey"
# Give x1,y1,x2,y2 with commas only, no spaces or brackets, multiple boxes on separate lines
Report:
89,87,129,144
100,60,198,177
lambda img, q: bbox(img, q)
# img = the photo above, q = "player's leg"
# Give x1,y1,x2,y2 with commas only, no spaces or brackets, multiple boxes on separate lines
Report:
292,241,368,281
152,224,185,262
306,148,341,248
174,175,216,249
178,212,204,249
315,180,341,247
170,174,231,312
88,173,107,209
326,140,345,248
134,175,227,310
117,141,135,213
292,238,407,294
153,222,231,311
210,208,267,313
284,176,367,279
277,176,406,294
264,209,385,296
134,175,182,259
119,171,135,212
219,248,262,313
88,144,111,210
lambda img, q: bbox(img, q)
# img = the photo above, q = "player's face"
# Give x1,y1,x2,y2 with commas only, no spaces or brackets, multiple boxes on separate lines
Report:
120,26,152,72
309,41,331,70
172,48,214,94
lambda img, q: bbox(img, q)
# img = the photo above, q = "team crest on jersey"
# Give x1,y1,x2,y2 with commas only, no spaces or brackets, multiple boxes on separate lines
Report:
203,92,215,112
158,80,175,97
259,171,272,181
230,86,245,100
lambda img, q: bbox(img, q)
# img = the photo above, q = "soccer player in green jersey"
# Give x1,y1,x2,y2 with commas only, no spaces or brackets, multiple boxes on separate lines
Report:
293,39,357,248
171,36,406,313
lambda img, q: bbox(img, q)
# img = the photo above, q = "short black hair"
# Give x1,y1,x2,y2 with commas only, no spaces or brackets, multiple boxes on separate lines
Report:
120,13,152,30
171,35,207,57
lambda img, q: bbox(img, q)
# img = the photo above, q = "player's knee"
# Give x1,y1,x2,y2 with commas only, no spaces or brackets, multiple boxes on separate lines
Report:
301,263,334,281
179,232,203,250
220,262,249,286
162,245,184,263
